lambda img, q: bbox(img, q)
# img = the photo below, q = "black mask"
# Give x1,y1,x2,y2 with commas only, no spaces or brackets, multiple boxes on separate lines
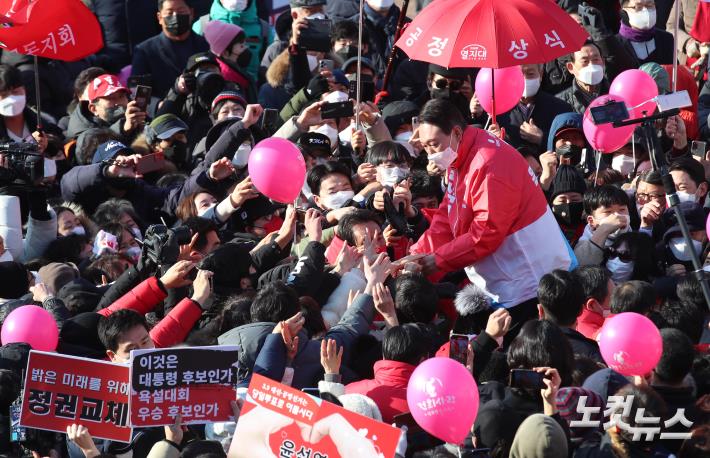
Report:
163,141,188,164
236,48,252,68
555,144,583,166
103,105,125,124
336,45,359,62
163,13,191,36
552,202,584,226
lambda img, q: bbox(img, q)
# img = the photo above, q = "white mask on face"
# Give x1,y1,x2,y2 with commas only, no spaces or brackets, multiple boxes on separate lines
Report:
307,54,319,73
522,78,541,97
669,237,703,262
428,134,459,171
0,94,26,117
232,142,251,168
338,125,354,144
221,0,248,12
377,166,409,188
611,154,635,177
0,249,13,262
676,190,697,203
394,131,413,142
577,64,605,86
368,0,395,9
197,203,216,217
606,257,635,284
323,190,354,210
315,124,339,149
71,226,86,236
627,8,657,30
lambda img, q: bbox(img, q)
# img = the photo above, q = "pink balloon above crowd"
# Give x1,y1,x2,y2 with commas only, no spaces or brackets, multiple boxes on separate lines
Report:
1,305,59,351
247,137,307,204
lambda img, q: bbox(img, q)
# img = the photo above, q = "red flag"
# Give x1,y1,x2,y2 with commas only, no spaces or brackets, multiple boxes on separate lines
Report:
0,0,103,61
0,0,34,25
691,1,710,43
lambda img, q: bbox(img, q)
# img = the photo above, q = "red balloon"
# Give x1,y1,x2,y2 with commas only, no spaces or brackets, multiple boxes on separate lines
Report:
248,138,306,204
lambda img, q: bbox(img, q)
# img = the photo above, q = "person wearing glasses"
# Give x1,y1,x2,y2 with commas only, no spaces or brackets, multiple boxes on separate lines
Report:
414,64,473,124
605,231,658,284
635,170,666,239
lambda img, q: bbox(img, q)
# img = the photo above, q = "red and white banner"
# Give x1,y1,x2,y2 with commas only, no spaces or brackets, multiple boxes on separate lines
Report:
20,351,132,443
0,0,103,61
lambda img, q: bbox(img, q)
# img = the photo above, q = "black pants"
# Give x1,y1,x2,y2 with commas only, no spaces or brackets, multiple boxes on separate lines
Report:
502,297,539,348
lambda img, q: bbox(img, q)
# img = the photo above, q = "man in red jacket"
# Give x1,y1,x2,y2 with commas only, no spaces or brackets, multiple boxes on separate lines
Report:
97,262,213,362
345,324,429,423
411,99,574,341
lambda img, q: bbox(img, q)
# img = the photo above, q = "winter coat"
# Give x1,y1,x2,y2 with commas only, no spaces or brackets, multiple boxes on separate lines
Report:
555,79,610,115
65,101,138,145
97,276,203,349
560,326,604,363
599,29,675,81
131,32,209,99
665,0,699,66
345,360,415,423
85,0,132,73
411,126,574,307
219,292,376,388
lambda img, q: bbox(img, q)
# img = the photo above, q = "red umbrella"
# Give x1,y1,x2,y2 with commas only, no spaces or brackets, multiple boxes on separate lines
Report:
394,0,588,120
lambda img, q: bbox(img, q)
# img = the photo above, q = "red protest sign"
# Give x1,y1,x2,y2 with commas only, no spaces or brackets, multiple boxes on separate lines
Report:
20,350,132,443
0,0,103,61
129,345,239,427
229,374,402,458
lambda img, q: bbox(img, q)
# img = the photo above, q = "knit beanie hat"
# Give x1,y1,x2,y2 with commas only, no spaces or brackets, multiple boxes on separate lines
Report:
338,394,383,422
38,262,79,295
510,414,568,458
204,20,244,56
555,387,604,442
551,164,587,200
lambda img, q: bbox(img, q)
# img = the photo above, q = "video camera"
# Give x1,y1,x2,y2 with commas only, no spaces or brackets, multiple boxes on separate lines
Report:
0,142,43,185
142,224,192,266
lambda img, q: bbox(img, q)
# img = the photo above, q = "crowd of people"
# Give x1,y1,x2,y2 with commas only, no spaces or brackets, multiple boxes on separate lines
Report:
0,0,710,456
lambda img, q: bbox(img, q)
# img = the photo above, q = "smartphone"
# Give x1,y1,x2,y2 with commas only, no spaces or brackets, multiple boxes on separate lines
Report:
577,3,598,29
348,80,375,103
321,100,354,119
319,59,334,72
302,387,321,398
300,18,332,52
412,116,420,130
133,85,152,112
691,140,707,158
260,108,279,133
449,333,469,365
509,369,546,390
135,152,165,174
590,100,629,125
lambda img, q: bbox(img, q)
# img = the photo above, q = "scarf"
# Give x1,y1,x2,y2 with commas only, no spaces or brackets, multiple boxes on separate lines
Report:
618,22,655,42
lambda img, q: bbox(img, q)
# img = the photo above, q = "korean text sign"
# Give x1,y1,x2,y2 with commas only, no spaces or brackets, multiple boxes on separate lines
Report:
129,345,239,427
229,374,401,458
20,351,131,442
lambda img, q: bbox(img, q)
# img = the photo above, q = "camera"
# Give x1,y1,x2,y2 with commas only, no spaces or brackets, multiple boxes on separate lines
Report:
142,224,192,265
194,69,225,110
0,142,43,185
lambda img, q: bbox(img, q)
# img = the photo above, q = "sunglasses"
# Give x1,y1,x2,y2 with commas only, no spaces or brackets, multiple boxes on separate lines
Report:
606,248,634,263
434,78,463,91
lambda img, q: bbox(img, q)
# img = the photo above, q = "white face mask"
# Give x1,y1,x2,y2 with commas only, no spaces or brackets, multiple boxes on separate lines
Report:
394,131,413,142
368,0,394,9
221,0,248,12
338,125,354,144
0,94,26,117
606,257,635,284
676,190,697,203
197,203,216,217
611,154,635,177
522,78,541,97
315,124,339,149
377,166,409,188
323,190,354,210
669,237,703,262
0,249,13,262
428,135,459,171
71,226,86,236
627,8,657,30
577,64,605,86
307,54,319,73
232,142,251,168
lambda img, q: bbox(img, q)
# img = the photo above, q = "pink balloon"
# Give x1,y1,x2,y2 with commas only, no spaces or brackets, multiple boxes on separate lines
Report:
1,305,58,351
609,69,658,117
247,137,306,204
407,357,479,444
474,67,525,115
598,312,662,376
583,95,635,153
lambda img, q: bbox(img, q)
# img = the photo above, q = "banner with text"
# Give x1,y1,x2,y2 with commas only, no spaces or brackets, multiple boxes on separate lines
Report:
129,345,239,427
20,351,131,443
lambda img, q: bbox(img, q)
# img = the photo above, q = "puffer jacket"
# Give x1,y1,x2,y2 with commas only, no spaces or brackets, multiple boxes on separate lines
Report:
345,360,415,423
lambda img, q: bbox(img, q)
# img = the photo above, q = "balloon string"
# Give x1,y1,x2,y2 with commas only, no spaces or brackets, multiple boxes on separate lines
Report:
594,150,601,185
483,115,491,131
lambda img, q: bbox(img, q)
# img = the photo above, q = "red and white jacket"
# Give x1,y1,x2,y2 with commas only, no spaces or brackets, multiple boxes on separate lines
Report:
411,127,573,307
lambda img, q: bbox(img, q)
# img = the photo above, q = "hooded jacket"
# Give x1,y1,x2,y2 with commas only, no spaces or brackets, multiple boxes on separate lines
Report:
192,0,273,81
345,360,415,424
411,127,574,307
